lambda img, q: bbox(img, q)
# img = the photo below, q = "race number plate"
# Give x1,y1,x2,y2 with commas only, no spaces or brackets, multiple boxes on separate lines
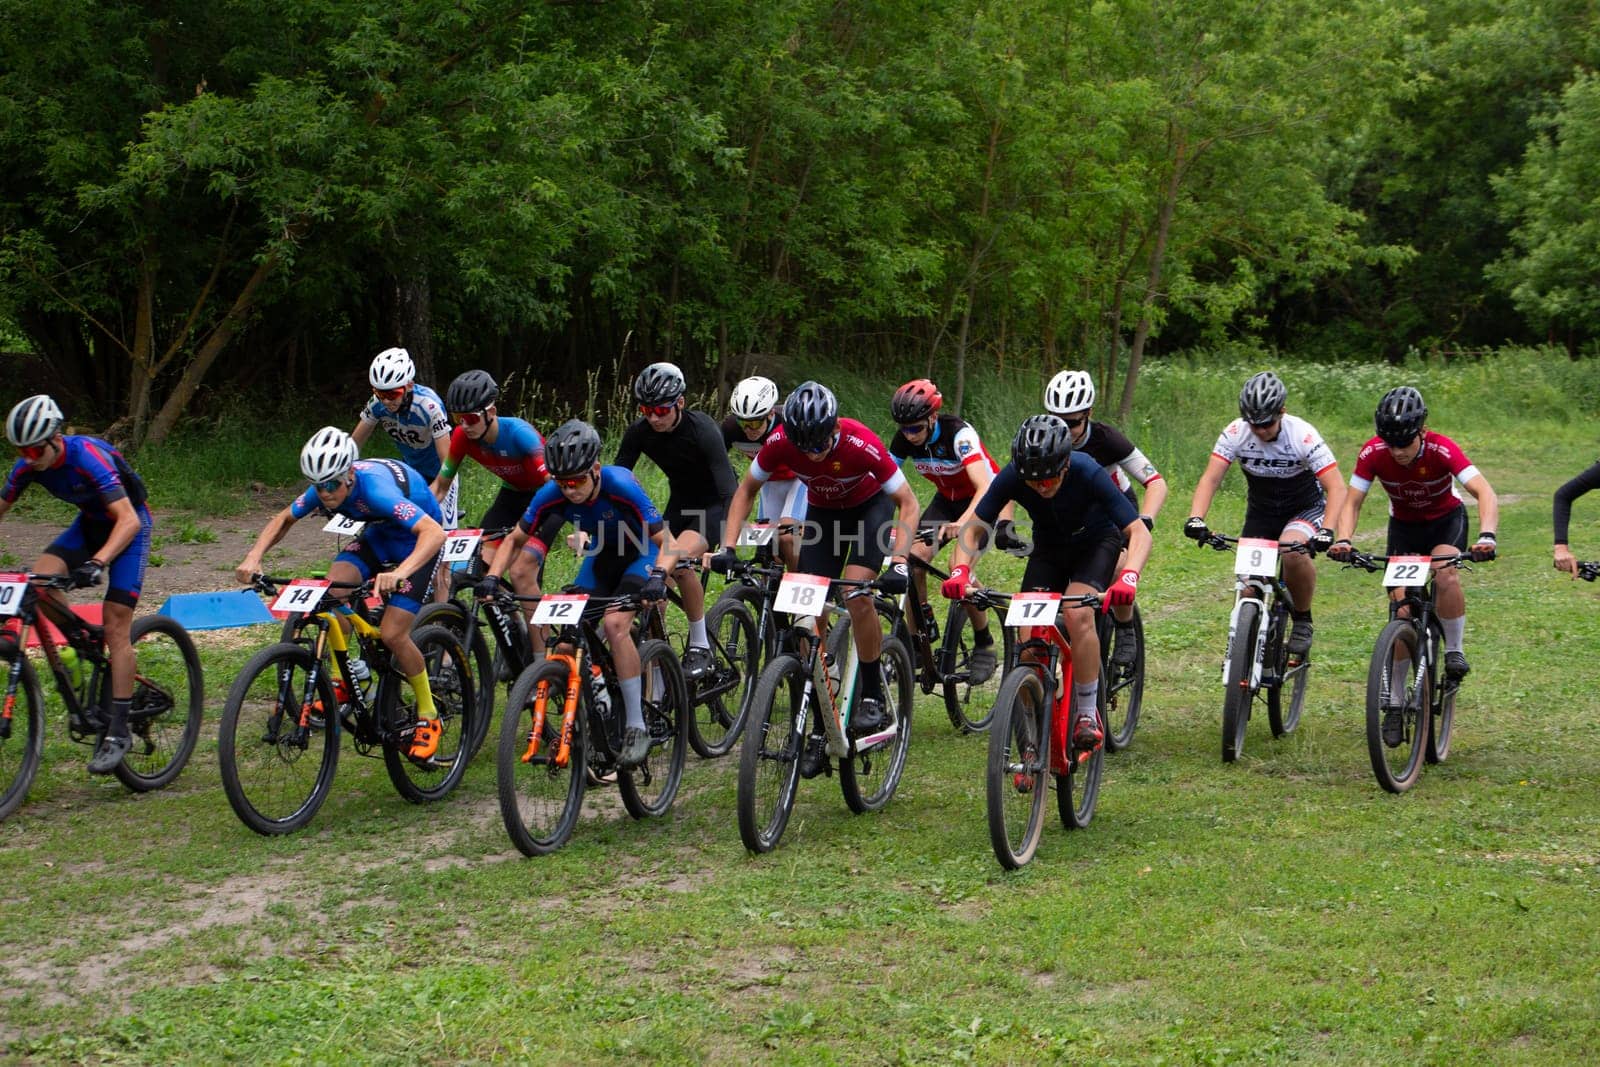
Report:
0,573,27,617
1004,592,1061,627
322,513,364,536
774,573,830,617
440,528,483,563
737,523,776,547
1383,555,1431,587
271,580,330,614
530,594,589,626
1234,537,1278,576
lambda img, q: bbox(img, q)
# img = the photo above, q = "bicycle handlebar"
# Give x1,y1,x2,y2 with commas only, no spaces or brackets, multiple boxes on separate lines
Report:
1200,533,1313,555
249,574,372,596
1578,561,1600,582
962,587,1101,612
1343,550,1479,575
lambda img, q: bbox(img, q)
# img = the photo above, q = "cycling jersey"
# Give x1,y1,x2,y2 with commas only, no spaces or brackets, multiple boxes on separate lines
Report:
3,435,147,519
1554,459,1600,544
1350,431,1481,523
974,458,1138,549
356,383,450,479
751,418,906,509
616,409,738,506
1074,421,1162,496
721,413,796,480
439,416,548,491
519,466,665,563
290,458,443,533
1211,414,1336,515
889,415,999,502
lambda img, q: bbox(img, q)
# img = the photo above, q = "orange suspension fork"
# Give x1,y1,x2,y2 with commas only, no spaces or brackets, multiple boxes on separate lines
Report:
524,649,583,767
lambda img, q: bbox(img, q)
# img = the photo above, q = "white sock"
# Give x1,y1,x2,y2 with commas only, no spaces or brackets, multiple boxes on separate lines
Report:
620,675,644,730
1441,614,1465,654
688,617,708,649
1075,680,1099,718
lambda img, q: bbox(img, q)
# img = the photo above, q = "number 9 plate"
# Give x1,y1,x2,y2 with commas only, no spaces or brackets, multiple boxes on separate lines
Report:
1234,537,1279,576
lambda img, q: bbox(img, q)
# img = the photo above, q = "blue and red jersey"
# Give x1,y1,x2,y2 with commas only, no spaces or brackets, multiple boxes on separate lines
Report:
2,435,147,519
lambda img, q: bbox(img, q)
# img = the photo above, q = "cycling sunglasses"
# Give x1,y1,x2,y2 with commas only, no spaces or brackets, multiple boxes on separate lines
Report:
1024,474,1063,490
452,410,487,427
312,476,346,493
373,386,406,401
556,472,591,490
738,417,769,431
1063,415,1089,429
898,422,930,434
16,443,49,461
639,403,677,418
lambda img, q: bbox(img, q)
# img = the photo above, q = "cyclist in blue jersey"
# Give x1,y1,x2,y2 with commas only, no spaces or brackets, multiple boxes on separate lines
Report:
351,348,457,529
236,428,449,759
479,420,680,767
1,396,155,773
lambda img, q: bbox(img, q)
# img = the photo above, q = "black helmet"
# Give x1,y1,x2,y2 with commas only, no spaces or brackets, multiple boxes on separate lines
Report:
544,419,603,478
633,362,686,406
1238,371,1286,425
782,381,839,452
890,378,943,424
446,369,499,413
1011,414,1074,480
1375,386,1427,446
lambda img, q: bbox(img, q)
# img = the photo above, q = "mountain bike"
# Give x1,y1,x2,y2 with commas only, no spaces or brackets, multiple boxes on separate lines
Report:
1095,602,1145,751
902,529,1014,733
1346,550,1487,793
736,572,914,853
496,590,688,855
701,554,789,757
960,587,1105,870
219,575,476,834
1197,533,1312,762
0,573,203,821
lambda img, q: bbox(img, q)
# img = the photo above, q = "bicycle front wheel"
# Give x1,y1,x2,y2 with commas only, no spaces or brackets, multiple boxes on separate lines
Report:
840,636,914,814
1366,619,1428,793
619,639,689,819
940,602,1012,733
0,652,45,822
1057,684,1106,829
497,659,587,855
690,595,758,758
113,615,204,792
1222,602,1260,763
382,624,476,803
736,653,807,853
1101,607,1144,751
985,667,1049,870
413,599,497,760
218,642,340,835
1266,603,1307,738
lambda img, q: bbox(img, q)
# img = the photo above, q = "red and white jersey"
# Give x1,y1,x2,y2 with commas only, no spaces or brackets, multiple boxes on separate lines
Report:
889,415,999,501
751,417,906,509
1351,431,1480,522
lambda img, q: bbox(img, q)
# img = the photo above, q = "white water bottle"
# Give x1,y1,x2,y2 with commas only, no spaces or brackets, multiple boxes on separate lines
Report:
348,654,372,697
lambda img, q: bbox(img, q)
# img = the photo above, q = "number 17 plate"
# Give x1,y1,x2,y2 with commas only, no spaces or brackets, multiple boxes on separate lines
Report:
1005,592,1061,626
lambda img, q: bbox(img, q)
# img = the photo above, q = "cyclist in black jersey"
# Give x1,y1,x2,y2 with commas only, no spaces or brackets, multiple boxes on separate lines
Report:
721,376,806,569
614,362,739,678
1044,370,1168,667
1554,458,1600,576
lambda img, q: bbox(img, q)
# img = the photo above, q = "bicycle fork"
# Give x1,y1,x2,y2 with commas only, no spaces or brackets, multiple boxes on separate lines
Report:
1223,590,1269,692
524,649,583,767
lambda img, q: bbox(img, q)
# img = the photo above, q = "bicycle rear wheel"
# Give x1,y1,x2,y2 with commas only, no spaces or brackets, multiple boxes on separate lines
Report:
497,659,587,855
219,642,340,835
413,599,497,760
113,615,204,792
619,639,688,818
1426,626,1454,764
1366,619,1428,793
840,635,914,814
382,624,476,803
1057,681,1106,829
940,602,1012,734
1100,607,1144,751
1266,602,1308,738
0,653,45,822
985,666,1049,869
737,654,807,853
1222,602,1259,763
690,595,757,758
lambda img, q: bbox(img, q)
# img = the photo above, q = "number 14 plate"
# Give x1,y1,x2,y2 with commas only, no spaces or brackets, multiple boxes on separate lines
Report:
1005,592,1060,626
1383,555,1431,587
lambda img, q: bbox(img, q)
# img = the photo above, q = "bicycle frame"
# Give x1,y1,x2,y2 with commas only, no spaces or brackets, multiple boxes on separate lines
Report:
2,577,110,738
975,590,1098,772
516,594,640,768
781,579,899,759
1209,536,1305,693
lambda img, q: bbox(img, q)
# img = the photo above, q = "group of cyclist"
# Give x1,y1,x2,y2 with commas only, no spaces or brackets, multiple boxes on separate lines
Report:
2,348,1592,786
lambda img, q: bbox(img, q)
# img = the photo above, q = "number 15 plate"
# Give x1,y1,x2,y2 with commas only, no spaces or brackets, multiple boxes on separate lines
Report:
1005,592,1061,626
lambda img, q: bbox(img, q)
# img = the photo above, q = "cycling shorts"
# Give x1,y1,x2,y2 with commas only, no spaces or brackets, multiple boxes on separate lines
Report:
758,478,808,525
44,507,153,609
796,492,897,579
665,498,729,551
336,527,437,615
917,493,973,545
1020,529,1124,594
1241,501,1324,541
1386,503,1467,556
480,486,536,541
574,550,656,597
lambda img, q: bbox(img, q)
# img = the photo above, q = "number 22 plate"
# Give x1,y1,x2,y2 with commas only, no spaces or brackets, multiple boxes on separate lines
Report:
1004,592,1060,627
1383,555,1431,587
0,573,27,617
774,573,830,617
530,594,588,625
1234,537,1279,576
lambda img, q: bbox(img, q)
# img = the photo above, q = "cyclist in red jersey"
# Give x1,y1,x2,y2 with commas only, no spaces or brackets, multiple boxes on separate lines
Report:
711,381,920,739
1327,387,1498,680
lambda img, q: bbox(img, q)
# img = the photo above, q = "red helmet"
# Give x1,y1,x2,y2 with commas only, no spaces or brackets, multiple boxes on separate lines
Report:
891,378,943,424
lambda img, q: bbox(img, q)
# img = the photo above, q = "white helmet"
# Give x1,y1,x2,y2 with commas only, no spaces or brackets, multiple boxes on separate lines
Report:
1044,370,1096,415
300,426,359,483
369,347,415,391
6,395,64,447
730,376,779,420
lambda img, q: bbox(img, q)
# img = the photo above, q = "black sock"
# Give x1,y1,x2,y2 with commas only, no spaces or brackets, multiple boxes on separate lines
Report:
973,625,994,648
107,697,132,739
1293,611,1312,623
859,659,884,701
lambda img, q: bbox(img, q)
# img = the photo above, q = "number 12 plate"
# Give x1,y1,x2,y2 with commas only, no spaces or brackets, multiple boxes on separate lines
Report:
530,594,589,625
1005,592,1061,626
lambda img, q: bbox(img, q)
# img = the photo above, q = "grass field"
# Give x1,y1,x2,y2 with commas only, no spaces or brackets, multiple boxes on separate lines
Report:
3,349,1600,1063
